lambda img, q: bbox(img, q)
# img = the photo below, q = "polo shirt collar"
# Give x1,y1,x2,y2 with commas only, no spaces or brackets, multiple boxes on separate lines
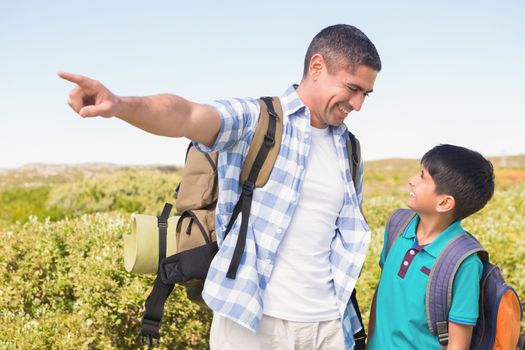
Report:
402,215,464,258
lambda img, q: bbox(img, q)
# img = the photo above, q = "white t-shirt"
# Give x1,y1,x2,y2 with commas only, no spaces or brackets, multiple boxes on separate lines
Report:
262,126,344,321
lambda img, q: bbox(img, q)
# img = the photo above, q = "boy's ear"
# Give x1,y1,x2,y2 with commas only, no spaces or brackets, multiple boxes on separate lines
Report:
436,195,455,214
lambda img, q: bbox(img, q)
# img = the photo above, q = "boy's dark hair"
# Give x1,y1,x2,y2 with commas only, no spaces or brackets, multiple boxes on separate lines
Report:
422,144,495,221
303,24,382,78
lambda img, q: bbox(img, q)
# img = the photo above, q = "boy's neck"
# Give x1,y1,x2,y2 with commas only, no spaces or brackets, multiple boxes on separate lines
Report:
416,212,456,246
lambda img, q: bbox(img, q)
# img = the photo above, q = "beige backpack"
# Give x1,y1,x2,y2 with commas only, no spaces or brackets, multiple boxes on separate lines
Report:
138,96,362,346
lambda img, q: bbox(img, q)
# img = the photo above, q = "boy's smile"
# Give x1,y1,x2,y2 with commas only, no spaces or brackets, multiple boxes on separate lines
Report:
407,168,440,214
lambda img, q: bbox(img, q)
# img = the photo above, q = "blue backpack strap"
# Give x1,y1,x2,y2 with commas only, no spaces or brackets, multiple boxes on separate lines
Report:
385,209,417,258
426,232,488,347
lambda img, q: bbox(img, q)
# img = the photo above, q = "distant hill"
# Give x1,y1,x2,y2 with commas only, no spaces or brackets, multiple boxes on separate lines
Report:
0,163,181,188
1,154,523,189
365,154,525,170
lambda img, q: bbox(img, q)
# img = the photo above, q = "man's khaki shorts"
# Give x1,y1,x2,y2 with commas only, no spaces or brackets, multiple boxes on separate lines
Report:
210,313,345,350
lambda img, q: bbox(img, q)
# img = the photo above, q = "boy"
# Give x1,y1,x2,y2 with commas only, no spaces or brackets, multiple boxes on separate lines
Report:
368,144,495,349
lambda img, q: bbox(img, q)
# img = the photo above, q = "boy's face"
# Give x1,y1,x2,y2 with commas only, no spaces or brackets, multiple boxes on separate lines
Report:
407,167,444,215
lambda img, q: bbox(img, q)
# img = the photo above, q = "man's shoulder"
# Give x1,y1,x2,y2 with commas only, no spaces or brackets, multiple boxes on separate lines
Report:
208,97,260,116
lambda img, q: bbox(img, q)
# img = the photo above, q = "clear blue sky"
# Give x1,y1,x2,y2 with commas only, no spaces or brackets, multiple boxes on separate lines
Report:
1,0,524,168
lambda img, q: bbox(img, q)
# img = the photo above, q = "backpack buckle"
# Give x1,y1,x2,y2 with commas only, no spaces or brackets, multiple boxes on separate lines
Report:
436,321,449,345
140,334,160,348
352,152,359,166
140,317,161,347
264,134,275,147
261,96,278,118
242,181,255,196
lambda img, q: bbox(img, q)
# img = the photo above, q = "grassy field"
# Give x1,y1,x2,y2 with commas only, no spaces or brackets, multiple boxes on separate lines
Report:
0,156,523,349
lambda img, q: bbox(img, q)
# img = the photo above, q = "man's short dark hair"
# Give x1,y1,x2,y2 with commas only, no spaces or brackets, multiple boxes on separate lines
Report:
303,24,382,78
422,144,495,221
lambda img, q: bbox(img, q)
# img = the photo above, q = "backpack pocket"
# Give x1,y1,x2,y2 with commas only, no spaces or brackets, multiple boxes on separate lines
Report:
159,209,218,296
492,286,523,350
175,146,218,211
176,209,216,252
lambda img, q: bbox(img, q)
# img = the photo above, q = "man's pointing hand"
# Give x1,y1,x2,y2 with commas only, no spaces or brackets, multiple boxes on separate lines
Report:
58,72,119,118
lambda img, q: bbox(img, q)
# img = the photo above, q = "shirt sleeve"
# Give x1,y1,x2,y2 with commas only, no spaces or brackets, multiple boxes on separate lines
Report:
193,97,260,153
448,254,483,325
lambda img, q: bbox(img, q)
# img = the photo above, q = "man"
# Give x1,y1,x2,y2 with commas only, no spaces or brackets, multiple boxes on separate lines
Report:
59,24,381,349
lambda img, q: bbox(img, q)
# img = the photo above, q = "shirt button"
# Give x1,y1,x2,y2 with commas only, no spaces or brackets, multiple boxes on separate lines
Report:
304,134,310,139
409,250,415,255
403,261,409,266
276,229,282,234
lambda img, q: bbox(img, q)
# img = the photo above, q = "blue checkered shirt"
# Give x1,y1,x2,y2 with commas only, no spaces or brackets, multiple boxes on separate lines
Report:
194,85,371,349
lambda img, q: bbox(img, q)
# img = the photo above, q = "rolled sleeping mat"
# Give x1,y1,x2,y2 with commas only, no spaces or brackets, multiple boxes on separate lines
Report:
124,214,179,274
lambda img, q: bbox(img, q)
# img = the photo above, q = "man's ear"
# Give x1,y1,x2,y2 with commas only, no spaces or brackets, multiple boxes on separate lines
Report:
308,53,325,81
436,195,455,214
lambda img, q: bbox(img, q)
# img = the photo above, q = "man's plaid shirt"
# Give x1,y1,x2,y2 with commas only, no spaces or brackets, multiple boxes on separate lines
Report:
194,85,371,349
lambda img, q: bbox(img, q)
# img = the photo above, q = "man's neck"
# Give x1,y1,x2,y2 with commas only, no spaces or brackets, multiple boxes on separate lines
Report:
296,79,322,128
295,80,313,110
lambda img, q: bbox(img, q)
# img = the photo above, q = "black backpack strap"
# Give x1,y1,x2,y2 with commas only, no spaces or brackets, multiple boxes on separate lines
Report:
346,131,361,192
157,203,172,265
139,275,175,347
139,203,174,347
426,232,486,347
350,289,367,350
224,96,280,279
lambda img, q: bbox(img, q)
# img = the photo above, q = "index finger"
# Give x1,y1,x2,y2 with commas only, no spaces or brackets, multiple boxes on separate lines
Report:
57,71,94,88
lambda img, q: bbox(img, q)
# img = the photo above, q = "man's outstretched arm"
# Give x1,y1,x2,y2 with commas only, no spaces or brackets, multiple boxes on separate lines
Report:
58,72,220,148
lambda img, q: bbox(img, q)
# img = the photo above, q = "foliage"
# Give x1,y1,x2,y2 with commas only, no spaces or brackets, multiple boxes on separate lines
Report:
0,166,182,230
0,159,523,348
0,213,211,350
47,168,182,217
0,186,70,229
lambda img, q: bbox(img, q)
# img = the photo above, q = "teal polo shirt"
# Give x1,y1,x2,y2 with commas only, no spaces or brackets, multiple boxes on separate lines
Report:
368,214,483,350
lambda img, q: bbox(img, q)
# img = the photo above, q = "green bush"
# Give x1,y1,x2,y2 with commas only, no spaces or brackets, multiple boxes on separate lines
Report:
0,186,72,229
47,169,182,217
0,214,211,350
0,167,182,230
0,161,523,348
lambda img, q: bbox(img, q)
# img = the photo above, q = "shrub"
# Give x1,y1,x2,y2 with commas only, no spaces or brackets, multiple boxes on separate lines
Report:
0,186,71,229
0,161,523,348
47,169,182,217
0,213,211,349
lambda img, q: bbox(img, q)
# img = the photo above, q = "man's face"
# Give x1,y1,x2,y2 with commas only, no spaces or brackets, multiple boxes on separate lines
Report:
310,63,377,128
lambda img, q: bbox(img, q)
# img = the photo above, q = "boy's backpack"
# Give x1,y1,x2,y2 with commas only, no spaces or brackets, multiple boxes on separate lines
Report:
138,96,366,347
385,209,524,350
